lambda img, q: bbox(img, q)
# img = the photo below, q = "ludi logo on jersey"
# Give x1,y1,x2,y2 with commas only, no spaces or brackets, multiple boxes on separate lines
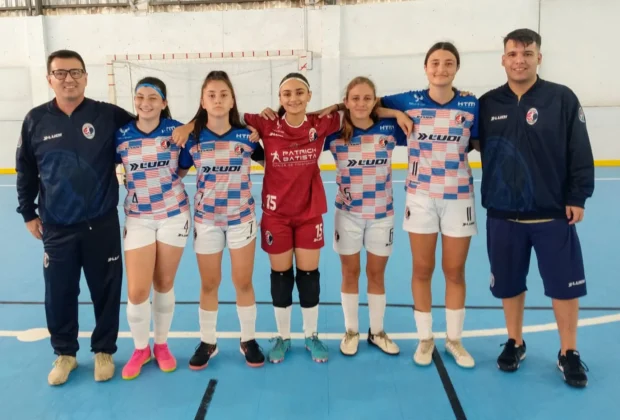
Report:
129,160,170,171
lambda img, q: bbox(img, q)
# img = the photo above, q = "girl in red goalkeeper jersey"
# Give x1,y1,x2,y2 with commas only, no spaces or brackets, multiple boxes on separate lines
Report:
243,73,344,363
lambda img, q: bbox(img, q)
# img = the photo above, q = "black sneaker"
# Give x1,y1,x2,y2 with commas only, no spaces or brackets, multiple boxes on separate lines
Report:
558,350,589,388
240,339,265,367
189,342,218,370
497,338,526,372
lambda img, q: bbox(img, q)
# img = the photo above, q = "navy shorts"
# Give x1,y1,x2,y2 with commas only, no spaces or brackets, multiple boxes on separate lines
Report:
486,217,586,300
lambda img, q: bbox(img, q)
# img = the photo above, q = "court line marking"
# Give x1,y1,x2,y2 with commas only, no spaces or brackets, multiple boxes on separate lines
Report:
195,379,218,420
0,178,619,187
433,348,466,420
3,312,619,342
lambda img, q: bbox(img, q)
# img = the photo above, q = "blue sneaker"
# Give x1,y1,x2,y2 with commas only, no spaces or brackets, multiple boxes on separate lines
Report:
305,333,328,363
268,337,291,363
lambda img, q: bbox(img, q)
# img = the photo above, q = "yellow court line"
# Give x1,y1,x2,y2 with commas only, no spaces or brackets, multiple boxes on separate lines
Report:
1,160,619,175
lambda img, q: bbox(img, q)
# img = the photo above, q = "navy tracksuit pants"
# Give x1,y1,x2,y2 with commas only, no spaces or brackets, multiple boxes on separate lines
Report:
42,210,123,356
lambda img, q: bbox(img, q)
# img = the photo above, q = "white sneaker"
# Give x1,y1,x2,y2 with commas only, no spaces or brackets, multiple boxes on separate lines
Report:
367,330,400,355
445,339,475,368
413,337,435,366
340,330,359,356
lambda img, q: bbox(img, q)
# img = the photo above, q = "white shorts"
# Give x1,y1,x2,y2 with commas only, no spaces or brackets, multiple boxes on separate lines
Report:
124,212,191,251
193,218,257,255
333,209,394,257
402,193,477,237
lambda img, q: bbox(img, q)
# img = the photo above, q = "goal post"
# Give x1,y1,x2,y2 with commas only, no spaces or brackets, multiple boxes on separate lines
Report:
106,49,313,181
106,49,313,110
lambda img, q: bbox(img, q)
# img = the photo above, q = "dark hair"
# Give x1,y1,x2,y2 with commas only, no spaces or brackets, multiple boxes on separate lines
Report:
192,70,244,140
46,49,86,74
135,76,171,120
503,28,541,49
277,72,311,117
424,42,460,67
341,76,379,143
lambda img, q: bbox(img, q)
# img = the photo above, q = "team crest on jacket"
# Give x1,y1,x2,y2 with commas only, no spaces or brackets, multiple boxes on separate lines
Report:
379,136,389,148
309,127,318,142
82,123,95,139
455,113,466,126
526,108,538,125
234,144,244,155
160,138,171,149
578,107,586,123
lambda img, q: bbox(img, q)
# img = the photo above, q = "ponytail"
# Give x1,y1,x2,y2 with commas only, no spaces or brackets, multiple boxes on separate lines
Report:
192,107,207,141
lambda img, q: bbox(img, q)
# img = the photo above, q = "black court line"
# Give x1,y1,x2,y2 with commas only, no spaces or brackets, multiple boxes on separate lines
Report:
195,379,218,420
432,348,467,420
1,300,619,312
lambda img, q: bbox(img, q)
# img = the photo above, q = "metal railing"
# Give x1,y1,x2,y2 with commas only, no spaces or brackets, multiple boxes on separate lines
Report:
0,0,130,12
148,0,268,4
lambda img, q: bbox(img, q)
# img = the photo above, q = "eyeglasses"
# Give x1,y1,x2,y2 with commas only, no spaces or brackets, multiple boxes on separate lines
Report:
49,69,86,80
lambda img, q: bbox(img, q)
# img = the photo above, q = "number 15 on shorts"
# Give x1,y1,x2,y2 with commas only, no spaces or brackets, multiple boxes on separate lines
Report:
314,223,323,242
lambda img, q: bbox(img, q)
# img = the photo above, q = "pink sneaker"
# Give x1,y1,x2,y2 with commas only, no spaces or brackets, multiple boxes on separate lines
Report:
122,347,151,380
154,343,177,373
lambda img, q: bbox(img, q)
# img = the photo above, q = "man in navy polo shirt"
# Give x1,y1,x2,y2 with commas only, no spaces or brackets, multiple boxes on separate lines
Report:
476,29,594,388
16,49,133,386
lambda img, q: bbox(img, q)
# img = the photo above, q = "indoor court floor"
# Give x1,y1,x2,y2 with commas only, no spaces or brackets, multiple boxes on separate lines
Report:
0,167,618,420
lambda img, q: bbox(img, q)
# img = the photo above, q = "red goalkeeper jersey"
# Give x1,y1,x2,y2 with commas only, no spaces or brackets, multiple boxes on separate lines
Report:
244,111,342,219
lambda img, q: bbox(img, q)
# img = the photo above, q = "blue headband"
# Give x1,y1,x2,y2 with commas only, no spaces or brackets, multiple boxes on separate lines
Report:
135,83,165,100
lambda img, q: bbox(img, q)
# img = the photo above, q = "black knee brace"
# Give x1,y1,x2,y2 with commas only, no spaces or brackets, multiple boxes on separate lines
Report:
296,268,320,308
271,267,295,308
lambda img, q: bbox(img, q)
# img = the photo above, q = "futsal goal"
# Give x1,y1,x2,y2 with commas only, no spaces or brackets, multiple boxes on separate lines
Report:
107,49,313,182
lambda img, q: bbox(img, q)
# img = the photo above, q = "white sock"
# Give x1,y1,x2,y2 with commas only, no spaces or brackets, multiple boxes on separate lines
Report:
199,308,218,345
368,293,386,335
274,306,292,340
152,288,175,345
341,293,359,333
127,299,151,349
237,304,257,342
446,308,465,341
414,310,433,340
301,305,319,338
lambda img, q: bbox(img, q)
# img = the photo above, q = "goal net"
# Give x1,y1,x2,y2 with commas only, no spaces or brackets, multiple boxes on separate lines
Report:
107,50,311,122
107,50,312,182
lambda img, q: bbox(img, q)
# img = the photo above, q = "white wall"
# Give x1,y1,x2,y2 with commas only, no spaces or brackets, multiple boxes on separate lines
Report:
1,0,619,170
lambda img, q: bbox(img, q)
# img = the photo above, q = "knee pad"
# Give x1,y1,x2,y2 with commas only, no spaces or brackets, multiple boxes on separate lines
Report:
271,267,295,308
296,268,320,308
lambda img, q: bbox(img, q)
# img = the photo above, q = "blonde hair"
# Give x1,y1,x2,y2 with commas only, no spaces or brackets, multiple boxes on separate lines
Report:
341,76,379,143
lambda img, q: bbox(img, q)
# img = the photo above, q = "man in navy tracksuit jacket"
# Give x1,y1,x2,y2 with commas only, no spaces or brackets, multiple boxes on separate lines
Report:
477,29,593,388
15,50,133,385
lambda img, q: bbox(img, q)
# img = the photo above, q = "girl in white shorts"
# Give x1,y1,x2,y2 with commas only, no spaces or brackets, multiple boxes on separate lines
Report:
324,76,410,357
379,42,479,368
177,71,266,369
115,77,191,380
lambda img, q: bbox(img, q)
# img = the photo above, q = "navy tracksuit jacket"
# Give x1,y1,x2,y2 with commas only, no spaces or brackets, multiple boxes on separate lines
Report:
478,77,595,220
16,98,133,356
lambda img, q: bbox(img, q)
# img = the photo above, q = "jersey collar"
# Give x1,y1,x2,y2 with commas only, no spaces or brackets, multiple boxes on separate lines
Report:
281,113,308,128
501,75,544,98
423,88,459,108
48,96,90,116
